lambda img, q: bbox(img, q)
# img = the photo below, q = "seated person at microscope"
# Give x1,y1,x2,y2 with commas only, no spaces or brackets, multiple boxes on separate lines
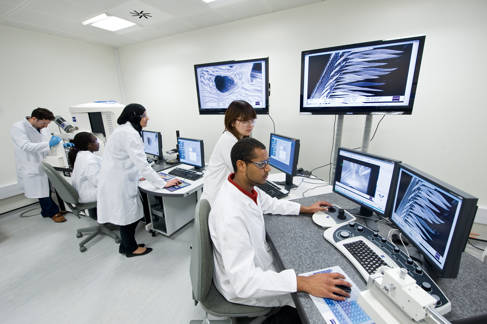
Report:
69,132,101,216
209,138,352,323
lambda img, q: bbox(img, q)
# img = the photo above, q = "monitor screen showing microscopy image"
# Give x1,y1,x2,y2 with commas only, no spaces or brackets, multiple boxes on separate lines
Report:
195,57,269,114
392,168,461,267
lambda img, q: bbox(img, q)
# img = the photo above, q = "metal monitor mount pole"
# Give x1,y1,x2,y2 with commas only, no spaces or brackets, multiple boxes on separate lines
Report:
330,114,374,216
329,115,344,184
362,114,373,153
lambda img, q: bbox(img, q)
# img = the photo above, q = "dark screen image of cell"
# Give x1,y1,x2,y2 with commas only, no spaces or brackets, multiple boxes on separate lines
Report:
214,75,236,93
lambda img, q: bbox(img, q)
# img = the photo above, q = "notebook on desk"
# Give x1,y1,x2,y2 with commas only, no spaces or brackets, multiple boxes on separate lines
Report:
158,172,191,192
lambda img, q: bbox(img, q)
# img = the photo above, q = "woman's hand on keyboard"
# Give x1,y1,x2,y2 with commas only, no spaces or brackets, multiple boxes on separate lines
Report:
164,178,182,188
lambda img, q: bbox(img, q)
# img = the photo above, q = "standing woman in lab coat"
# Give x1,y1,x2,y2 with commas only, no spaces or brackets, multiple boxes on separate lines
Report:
97,104,180,257
201,100,256,207
10,108,66,223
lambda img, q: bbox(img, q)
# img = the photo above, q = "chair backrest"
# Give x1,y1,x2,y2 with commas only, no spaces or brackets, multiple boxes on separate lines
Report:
190,199,213,302
41,161,80,205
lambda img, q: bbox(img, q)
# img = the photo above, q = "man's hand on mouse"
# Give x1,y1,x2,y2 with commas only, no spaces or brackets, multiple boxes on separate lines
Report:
300,201,332,214
297,272,352,301
164,178,182,188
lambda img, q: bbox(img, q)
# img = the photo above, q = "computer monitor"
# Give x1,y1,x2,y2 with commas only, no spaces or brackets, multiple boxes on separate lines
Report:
177,137,204,169
194,57,269,114
141,130,162,159
390,164,478,278
268,133,300,190
333,148,399,216
300,35,425,115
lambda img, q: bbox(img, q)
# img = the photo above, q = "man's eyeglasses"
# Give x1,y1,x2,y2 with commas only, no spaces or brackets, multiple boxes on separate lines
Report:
236,119,256,126
248,159,270,169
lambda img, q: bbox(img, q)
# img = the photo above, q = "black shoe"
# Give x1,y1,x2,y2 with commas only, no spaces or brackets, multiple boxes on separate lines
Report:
125,247,152,258
119,244,146,254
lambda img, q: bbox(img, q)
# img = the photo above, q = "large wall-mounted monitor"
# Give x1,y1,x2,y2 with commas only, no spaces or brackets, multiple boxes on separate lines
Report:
333,148,399,216
194,57,269,114
268,133,300,190
300,36,425,115
390,164,478,278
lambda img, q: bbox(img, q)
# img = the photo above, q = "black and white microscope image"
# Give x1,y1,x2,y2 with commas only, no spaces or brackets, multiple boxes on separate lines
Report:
341,160,371,194
395,173,459,256
197,62,265,109
306,43,413,102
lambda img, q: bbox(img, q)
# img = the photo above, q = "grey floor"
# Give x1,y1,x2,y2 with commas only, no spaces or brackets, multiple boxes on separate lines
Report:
0,204,207,324
1,205,486,324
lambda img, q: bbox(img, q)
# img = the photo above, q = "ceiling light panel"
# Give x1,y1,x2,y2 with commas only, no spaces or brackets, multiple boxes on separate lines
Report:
90,16,135,31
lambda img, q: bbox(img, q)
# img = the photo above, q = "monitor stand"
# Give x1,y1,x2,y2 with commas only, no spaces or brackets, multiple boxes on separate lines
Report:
152,159,172,172
274,174,297,191
359,206,374,217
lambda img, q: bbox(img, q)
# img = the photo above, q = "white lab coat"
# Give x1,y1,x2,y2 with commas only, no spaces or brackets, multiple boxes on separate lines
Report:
96,122,166,225
10,119,51,198
209,178,301,307
201,131,238,207
71,151,102,203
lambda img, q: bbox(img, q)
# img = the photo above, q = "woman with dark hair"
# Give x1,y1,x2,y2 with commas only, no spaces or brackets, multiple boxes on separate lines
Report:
69,132,101,204
201,100,256,207
97,103,180,257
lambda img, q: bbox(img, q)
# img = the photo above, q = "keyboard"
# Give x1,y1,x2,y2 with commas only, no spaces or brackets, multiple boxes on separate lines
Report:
324,298,373,324
324,222,451,315
256,181,288,199
168,167,203,181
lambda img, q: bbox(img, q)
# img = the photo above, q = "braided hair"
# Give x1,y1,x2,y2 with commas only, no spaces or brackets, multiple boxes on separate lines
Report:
68,132,96,168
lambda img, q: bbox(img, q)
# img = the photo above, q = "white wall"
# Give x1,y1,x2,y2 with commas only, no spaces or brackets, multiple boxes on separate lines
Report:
118,0,487,206
0,25,121,203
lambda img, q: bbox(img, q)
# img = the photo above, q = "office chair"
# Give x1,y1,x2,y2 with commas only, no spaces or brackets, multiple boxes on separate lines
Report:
41,162,120,252
189,199,271,324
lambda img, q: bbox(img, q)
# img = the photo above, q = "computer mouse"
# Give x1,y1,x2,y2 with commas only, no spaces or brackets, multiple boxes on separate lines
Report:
333,284,352,297
327,206,337,213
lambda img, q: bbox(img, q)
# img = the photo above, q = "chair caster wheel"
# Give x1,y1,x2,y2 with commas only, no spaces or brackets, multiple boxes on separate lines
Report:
80,246,87,252
76,232,82,238
151,230,156,237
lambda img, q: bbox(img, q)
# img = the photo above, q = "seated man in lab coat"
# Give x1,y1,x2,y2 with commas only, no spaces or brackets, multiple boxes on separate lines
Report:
209,138,351,324
10,108,66,223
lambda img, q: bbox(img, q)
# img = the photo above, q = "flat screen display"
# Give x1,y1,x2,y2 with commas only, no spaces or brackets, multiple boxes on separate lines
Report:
194,57,269,114
268,134,298,176
391,166,462,270
177,137,204,168
334,148,397,215
300,36,425,114
141,130,162,157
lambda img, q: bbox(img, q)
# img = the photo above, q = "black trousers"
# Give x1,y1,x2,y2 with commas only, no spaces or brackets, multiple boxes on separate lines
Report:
119,219,140,253
38,197,60,218
263,306,302,324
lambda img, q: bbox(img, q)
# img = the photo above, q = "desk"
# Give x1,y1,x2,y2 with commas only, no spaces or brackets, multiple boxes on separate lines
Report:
138,164,204,236
264,190,487,323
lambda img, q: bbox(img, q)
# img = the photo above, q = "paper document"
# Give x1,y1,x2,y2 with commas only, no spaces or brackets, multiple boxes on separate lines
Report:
300,265,373,324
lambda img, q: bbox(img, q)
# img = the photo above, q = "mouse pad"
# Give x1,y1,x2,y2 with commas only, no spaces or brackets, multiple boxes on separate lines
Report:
158,172,190,192
300,265,373,324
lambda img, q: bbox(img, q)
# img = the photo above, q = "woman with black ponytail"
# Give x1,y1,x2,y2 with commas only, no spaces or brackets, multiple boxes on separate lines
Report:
97,103,181,257
69,132,101,204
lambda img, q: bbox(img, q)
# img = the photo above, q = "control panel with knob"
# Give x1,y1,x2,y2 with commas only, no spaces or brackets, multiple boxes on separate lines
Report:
323,222,451,315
